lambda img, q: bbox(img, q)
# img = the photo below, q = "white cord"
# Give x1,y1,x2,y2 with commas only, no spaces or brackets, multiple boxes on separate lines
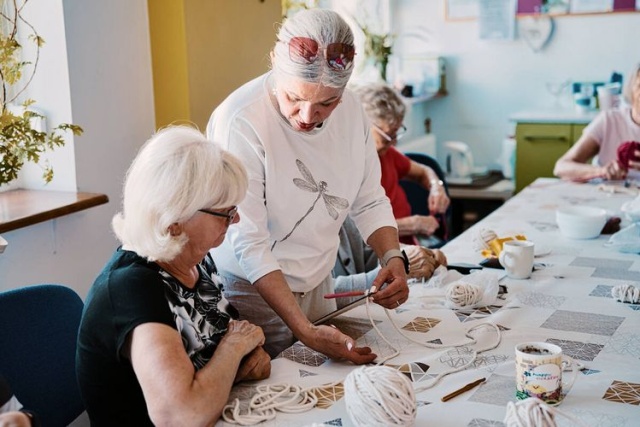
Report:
504,398,590,427
611,284,640,303
222,383,325,425
365,297,502,392
224,295,502,424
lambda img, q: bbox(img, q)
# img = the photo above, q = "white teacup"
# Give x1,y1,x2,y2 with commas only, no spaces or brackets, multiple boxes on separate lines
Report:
498,240,534,279
515,342,577,406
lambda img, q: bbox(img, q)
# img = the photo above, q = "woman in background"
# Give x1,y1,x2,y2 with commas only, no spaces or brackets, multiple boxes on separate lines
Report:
554,64,640,182
76,126,270,426
355,83,450,246
207,9,408,362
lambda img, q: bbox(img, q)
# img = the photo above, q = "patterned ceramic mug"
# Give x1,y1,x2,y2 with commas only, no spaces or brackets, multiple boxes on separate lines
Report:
515,342,577,406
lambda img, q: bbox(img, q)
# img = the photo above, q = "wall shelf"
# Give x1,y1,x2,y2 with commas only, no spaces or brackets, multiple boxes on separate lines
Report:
0,189,109,233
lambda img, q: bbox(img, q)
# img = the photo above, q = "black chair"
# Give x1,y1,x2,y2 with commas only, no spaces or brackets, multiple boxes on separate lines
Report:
0,284,85,426
399,152,452,248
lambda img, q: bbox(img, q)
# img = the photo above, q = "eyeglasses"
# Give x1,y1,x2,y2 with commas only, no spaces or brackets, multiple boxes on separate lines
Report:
285,37,355,71
372,123,407,143
198,206,238,225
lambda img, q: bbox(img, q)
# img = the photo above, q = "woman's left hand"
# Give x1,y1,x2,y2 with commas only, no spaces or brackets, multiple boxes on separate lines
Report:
370,258,409,309
234,346,271,383
428,188,450,214
404,246,447,279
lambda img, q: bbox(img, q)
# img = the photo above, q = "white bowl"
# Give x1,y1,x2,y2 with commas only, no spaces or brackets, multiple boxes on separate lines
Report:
556,206,607,239
621,200,640,223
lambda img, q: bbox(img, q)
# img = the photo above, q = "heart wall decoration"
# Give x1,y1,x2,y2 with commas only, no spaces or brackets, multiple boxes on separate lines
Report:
519,15,555,53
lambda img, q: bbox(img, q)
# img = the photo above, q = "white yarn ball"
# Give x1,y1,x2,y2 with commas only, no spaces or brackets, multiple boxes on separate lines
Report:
344,366,416,427
611,284,640,303
504,398,557,427
445,281,483,309
472,228,498,252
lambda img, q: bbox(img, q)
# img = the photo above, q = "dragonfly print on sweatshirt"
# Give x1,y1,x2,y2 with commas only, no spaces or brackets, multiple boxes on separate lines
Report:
271,159,349,250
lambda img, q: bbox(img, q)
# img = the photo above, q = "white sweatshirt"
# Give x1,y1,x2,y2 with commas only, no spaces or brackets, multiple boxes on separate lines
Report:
206,73,395,293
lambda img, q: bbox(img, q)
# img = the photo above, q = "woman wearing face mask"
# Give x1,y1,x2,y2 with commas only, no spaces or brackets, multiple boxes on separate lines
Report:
206,9,408,363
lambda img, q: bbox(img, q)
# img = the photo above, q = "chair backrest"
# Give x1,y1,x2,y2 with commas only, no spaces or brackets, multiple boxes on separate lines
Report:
399,152,452,247
0,284,85,427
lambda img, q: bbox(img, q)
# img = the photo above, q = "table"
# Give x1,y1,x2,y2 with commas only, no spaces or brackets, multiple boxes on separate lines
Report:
447,179,514,202
219,178,640,427
449,178,515,238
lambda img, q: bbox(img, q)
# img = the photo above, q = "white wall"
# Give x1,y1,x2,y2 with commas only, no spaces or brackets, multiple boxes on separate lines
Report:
392,1,640,169
0,0,156,299
327,0,639,169
17,0,77,191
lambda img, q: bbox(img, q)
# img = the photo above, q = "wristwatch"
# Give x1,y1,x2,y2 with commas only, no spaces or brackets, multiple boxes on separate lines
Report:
380,249,410,274
430,178,444,189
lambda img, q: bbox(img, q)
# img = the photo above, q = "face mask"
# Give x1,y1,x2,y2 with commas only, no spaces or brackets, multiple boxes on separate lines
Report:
604,223,640,253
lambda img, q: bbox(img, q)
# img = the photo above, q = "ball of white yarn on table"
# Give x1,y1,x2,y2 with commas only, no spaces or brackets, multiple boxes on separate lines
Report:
445,281,483,309
611,284,640,303
344,366,416,427
472,228,498,252
504,398,557,427
504,397,590,427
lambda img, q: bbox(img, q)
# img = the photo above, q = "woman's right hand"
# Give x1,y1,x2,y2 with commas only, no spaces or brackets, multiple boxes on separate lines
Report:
300,324,377,365
413,215,440,236
601,160,628,181
220,319,266,357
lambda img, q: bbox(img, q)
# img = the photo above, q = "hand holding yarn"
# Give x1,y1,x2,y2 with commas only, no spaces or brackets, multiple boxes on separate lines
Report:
616,141,640,171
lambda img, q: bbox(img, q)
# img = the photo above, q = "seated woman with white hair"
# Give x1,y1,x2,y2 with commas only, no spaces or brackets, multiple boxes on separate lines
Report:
76,126,270,426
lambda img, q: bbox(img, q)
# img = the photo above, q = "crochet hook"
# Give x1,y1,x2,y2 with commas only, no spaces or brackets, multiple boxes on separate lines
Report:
441,377,486,402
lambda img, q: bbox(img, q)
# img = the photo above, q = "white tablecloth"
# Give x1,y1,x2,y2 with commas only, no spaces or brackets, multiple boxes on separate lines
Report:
218,179,640,427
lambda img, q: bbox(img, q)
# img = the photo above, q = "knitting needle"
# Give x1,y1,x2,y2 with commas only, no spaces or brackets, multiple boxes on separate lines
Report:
323,289,377,299
441,377,486,402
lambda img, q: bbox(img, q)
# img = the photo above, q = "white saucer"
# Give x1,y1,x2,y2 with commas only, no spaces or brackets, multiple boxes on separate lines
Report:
534,245,551,257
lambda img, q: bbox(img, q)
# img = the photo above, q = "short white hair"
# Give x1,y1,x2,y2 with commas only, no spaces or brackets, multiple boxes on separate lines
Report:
112,125,248,262
271,8,355,89
354,83,406,128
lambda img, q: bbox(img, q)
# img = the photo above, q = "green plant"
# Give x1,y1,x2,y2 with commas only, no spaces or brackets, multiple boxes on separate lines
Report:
280,0,318,19
359,23,394,82
0,0,82,186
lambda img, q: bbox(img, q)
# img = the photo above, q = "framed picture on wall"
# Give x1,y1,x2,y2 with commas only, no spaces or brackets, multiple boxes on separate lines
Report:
446,0,638,19
570,0,613,13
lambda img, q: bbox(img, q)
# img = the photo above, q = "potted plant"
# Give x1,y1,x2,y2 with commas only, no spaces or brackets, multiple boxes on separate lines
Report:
0,0,82,187
359,23,394,82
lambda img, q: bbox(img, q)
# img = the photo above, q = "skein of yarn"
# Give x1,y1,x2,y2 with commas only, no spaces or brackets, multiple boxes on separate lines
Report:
504,398,589,427
444,281,483,309
611,284,640,303
472,228,498,252
344,366,416,427
504,398,557,427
